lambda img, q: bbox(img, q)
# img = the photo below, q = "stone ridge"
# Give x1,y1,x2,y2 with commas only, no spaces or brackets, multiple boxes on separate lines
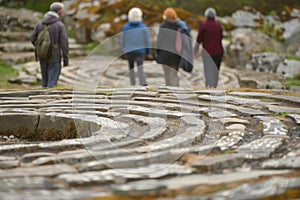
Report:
0,88,299,199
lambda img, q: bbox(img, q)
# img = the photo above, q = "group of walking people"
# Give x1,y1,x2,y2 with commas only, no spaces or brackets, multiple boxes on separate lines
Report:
31,2,223,89
121,7,224,88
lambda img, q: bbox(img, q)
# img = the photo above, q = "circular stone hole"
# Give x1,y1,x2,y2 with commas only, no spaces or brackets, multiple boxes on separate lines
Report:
0,114,98,141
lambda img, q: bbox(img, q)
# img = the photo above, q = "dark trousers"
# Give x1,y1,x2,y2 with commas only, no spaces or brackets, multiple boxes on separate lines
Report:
126,53,147,86
40,61,61,88
211,55,222,70
202,55,222,88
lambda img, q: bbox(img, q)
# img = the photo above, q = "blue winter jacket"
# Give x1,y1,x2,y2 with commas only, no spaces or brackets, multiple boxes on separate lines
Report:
120,21,151,54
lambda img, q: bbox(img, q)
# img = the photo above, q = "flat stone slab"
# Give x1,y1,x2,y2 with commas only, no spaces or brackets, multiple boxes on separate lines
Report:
270,95,300,105
215,130,245,151
77,151,181,172
0,113,39,133
267,104,300,114
0,177,63,191
182,116,204,126
191,154,246,171
195,90,226,96
262,157,300,169
115,106,185,118
256,116,288,136
287,114,300,124
226,124,246,130
32,148,135,166
236,106,267,116
198,94,266,106
0,189,107,200
229,91,273,98
20,152,56,164
213,103,266,116
0,164,77,178
218,117,250,125
210,176,300,200
119,114,167,139
57,163,195,186
238,138,283,159
0,159,19,169
134,125,205,153
113,170,292,195
208,108,237,118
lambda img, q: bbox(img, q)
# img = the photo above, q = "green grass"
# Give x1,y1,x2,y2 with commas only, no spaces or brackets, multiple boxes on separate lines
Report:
285,74,300,89
0,61,19,88
287,55,300,62
86,42,121,56
67,28,75,39
285,78,300,87
257,123,264,132
0,62,45,90
1,0,57,13
274,112,291,118
86,42,100,52
259,23,284,42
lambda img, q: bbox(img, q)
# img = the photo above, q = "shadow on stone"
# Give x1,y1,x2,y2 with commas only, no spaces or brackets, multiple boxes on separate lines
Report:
0,114,91,141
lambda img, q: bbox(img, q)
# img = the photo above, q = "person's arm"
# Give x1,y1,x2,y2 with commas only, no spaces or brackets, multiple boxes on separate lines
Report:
30,23,40,46
194,25,204,56
60,24,69,66
156,27,163,56
30,23,41,61
120,25,128,53
144,27,151,54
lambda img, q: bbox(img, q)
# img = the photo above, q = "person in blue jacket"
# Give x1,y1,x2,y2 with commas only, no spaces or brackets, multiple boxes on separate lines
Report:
120,7,151,86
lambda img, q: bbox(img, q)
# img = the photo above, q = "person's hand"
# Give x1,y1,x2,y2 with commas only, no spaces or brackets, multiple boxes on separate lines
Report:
63,60,69,67
146,53,154,60
194,51,200,59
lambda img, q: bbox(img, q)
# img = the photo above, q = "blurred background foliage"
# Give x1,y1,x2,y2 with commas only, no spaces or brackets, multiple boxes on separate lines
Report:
1,0,299,16
0,0,58,12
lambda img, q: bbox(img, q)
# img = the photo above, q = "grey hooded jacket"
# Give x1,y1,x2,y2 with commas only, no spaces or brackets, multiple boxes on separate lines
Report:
31,11,69,66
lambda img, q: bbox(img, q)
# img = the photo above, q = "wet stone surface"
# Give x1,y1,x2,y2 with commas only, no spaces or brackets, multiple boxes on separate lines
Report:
0,88,299,200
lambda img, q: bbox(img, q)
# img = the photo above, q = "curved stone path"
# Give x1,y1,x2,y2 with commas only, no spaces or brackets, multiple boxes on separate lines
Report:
5,43,283,90
11,54,240,89
0,87,299,199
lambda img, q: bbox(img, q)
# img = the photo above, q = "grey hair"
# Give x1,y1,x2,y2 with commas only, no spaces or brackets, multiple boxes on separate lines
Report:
50,2,64,12
204,7,216,19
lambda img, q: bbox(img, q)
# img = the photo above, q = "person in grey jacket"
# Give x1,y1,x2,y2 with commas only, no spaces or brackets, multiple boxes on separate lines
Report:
31,2,69,88
156,8,183,87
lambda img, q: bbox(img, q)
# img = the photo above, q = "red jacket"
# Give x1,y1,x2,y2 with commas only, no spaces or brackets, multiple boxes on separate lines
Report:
195,18,223,56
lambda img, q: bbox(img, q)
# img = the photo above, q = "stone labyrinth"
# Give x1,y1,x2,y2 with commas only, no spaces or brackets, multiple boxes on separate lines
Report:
17,54,240,89
0,85,300,200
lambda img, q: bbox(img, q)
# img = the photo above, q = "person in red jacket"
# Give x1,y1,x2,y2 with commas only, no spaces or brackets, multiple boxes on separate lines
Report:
194,7,224,88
